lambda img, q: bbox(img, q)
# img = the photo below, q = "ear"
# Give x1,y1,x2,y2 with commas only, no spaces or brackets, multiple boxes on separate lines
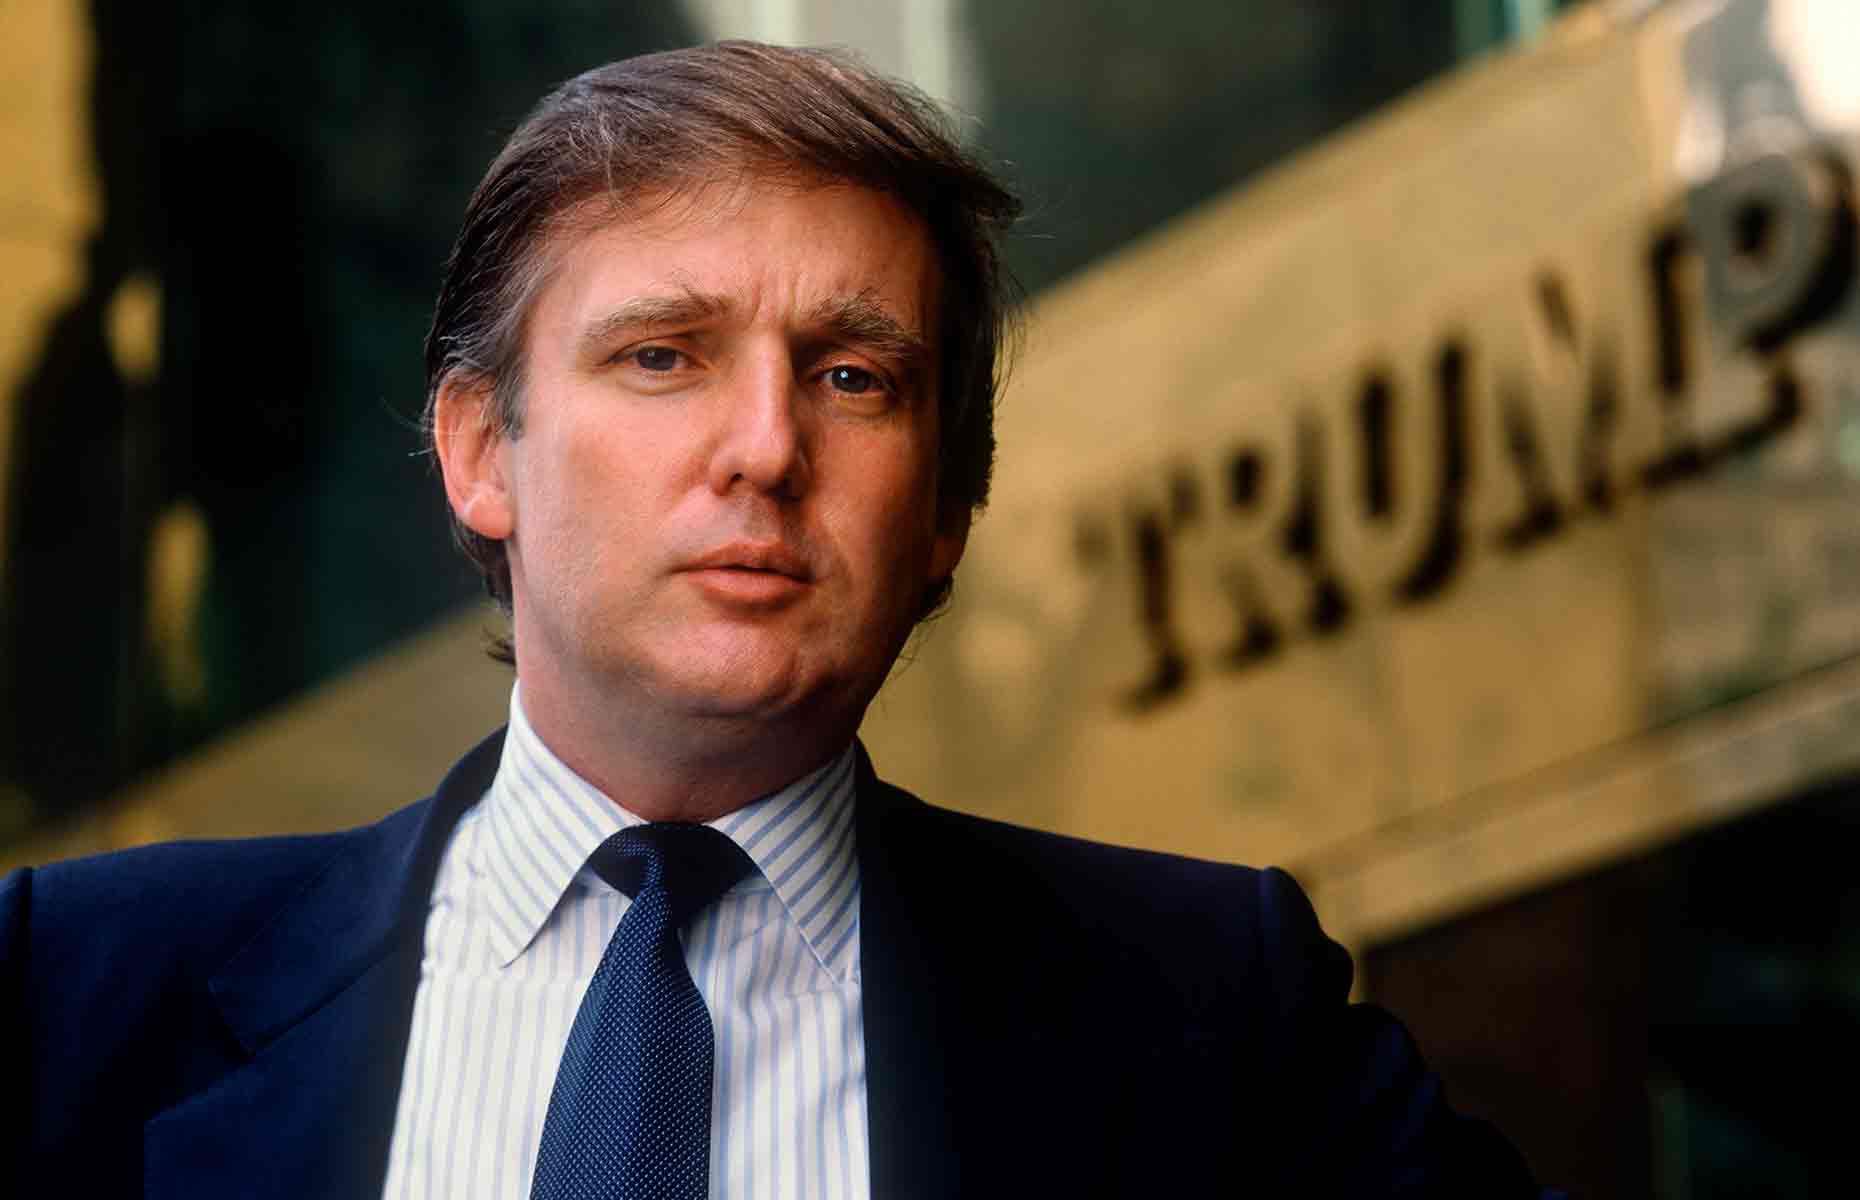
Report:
929,505,971,583
432,376,514,541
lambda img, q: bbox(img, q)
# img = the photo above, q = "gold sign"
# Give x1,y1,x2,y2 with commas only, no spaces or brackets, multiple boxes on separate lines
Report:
863,3,1860,946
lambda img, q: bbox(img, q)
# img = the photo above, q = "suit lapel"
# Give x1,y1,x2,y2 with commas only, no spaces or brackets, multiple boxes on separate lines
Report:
855,758,1136,1197
856,748,964,1200
143,730,506,1200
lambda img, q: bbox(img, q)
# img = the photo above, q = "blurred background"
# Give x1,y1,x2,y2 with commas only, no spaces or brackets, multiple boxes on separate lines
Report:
4,0,1857,1193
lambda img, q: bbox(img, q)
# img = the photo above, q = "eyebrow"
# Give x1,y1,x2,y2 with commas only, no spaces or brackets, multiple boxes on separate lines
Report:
573,287,932,373
574,288,729,357
805,292,934,374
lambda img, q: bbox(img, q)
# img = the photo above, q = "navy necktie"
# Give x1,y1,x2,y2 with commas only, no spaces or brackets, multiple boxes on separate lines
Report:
530,823,756,1200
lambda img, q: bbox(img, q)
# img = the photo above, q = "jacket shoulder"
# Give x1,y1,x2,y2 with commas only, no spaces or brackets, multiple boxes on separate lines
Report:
865,777,1336,996
871,777,1269,910
2,799,433,1003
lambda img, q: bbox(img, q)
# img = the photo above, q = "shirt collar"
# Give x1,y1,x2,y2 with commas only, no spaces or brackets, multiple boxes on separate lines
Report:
476,685,861,977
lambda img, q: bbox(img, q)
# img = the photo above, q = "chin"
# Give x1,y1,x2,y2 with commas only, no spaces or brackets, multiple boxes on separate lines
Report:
642,647,820,719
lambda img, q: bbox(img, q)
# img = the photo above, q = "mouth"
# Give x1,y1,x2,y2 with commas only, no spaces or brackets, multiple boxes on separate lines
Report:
682,543,813,580
679,543,813,605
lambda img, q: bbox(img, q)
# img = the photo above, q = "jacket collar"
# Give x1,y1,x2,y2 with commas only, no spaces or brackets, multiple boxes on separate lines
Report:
854,744,963,1200
207,728,505,1051
145,729,506,1199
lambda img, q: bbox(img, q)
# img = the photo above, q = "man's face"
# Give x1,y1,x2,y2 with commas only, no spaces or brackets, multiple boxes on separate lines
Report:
444,179,966,745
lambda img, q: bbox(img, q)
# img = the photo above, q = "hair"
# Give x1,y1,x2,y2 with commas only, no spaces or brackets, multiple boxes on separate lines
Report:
423,41,1022,644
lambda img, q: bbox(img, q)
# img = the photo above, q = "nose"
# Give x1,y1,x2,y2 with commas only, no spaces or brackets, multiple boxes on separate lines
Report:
706,347,810,499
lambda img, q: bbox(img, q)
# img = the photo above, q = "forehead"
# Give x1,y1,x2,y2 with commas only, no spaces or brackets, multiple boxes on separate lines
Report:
529,177,942,336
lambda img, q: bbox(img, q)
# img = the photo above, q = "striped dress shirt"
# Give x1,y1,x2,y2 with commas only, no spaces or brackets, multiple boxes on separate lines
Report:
381,688,870,1199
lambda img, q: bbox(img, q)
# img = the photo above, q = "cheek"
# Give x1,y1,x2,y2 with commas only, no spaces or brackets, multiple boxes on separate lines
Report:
513,423,636,579
840,451,942,585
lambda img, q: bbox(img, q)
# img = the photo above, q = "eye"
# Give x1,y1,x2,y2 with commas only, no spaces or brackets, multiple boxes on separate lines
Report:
632,346,683,371
826,365,881,395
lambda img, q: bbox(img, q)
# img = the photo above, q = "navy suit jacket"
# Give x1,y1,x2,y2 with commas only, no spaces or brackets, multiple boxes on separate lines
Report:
3,730,1544,1196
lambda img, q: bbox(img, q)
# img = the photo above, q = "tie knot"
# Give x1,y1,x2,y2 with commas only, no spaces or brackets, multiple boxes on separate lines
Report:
590,823,756,924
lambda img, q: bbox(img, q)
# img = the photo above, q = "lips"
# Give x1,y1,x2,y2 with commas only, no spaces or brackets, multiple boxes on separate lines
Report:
676,543,815,608
681,542,813,580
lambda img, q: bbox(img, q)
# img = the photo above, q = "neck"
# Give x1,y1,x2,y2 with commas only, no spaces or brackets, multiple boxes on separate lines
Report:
514,676,859,824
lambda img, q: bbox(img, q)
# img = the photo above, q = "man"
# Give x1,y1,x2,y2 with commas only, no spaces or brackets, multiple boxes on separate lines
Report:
3,43,1548,1197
